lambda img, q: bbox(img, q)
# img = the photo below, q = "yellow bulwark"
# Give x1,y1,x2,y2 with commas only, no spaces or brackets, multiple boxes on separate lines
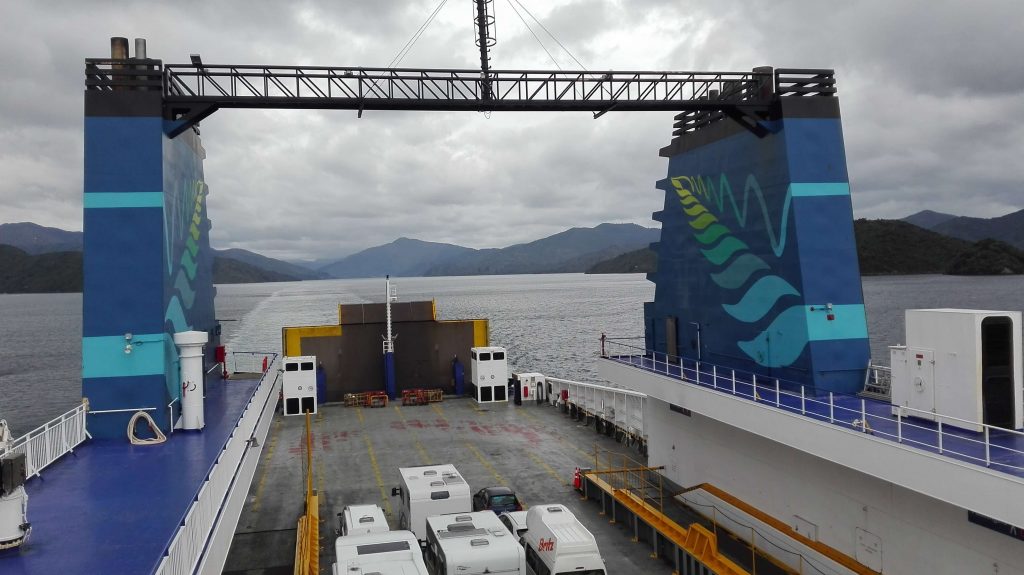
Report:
282,325,342,357
294,412,319,575
472,319,488,347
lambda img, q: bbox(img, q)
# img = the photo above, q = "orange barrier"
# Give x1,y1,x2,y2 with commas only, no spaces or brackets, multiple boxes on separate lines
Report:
366,392,388,408
294,412,319,575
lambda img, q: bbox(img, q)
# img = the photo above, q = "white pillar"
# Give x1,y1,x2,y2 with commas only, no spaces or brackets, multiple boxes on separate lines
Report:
174,330,208,430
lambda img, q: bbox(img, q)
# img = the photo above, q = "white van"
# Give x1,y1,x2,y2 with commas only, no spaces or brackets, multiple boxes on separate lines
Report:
523,504,606,575
332,530,429,575
424,511,527,574
392,464,472,542
340,503,388,536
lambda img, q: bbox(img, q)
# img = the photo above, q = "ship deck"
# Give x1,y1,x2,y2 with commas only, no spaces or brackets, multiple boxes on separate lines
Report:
0,373,264,575
613,355,1024,479
225,397,707,575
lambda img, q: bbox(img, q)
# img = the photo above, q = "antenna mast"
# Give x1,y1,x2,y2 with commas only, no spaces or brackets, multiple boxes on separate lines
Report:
473,0,497,101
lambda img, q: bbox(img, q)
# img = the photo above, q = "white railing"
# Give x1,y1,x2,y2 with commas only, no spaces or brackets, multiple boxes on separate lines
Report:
605,341,1024,477
228,351,276,374
155,355,281,575
0,401,89,479
547,376,647,440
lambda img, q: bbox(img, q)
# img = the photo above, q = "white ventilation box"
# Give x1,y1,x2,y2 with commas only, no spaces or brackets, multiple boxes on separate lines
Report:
282,355,317,416
470,347,508,403
514,372,546,403
889,309,1022,432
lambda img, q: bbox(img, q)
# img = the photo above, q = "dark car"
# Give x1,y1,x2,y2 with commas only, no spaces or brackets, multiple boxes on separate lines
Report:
472,486,522,514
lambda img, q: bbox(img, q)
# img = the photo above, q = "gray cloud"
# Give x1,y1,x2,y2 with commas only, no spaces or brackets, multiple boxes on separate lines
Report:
1,0,1021,262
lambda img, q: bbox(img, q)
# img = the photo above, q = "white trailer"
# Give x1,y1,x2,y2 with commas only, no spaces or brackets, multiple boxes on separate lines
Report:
282,355,317,416
392,464,472,542
339,503,388,536
470,347,508,403
424,511,527,575
332,530,428,575
889,309,1022,432
523,504,606,575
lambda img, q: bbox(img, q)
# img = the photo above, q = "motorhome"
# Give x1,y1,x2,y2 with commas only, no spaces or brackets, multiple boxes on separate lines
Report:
392,464,472,541
423,511,527,575
523,504,606,575
339,503,388,536
332,530,429,575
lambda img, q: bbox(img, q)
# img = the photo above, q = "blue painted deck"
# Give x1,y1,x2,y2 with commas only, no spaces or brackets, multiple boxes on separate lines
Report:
612,355,1024,479
0,374,261,575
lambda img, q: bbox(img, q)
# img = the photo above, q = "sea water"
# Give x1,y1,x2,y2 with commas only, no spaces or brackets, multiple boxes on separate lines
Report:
2,273,1023,435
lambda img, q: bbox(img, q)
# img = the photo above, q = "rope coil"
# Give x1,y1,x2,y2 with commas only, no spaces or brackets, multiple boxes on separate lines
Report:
128,411,167,445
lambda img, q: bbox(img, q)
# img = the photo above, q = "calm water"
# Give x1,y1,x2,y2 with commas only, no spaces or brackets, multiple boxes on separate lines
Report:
2,273,1023,435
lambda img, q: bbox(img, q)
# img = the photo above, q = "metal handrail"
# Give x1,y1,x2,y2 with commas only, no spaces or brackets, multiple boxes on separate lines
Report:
229,350,276,374
604,340,1024,476
0,400,89,479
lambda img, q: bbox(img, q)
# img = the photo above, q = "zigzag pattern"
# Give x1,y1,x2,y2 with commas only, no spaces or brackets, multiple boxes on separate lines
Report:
671,176,806,367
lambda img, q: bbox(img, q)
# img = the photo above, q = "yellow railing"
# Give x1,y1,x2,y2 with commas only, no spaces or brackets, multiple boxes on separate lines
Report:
586,473,750,575
294,411,319,575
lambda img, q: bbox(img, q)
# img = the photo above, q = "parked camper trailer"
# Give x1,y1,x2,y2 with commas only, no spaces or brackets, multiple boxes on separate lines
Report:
339,503,388,536
392,464,472,541
332,530,429,575
424,511,527,575
523,504,606,575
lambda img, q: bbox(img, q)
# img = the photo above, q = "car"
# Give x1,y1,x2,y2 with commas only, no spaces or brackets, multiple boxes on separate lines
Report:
472,486,523,514
498,510,529,540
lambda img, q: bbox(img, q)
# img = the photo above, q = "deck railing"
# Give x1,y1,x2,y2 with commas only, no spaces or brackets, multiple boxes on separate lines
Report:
155,354,281,575
547,377,647,441
0,400,89,479
604,341,1024,477
229,350,276,374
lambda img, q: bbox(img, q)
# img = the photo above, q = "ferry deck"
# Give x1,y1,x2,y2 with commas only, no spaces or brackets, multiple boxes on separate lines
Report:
223,395,778,574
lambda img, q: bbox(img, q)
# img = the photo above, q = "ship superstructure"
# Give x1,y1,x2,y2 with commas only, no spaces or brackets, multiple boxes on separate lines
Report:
602,73,1024,574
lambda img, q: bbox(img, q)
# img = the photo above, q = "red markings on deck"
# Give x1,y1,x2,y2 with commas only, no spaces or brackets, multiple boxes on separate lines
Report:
287,430,360,454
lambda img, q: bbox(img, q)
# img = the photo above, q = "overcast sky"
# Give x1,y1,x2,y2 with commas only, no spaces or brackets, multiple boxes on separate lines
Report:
1,0,1021,261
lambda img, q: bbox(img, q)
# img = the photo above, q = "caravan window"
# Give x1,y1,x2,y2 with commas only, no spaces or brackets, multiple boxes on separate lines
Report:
480,352,491,361
301,362,314,370
471,351,477,359
285,363,299,372
431,490,450,500
493,351,505,360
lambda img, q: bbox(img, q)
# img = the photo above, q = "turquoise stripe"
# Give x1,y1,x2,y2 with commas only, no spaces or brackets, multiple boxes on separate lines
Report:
806,304,868,341
789,183,850,197
82,333,168,379
84,192,164,209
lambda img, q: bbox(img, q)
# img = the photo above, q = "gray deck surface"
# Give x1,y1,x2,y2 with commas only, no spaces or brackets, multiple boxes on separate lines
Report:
224,396,668,574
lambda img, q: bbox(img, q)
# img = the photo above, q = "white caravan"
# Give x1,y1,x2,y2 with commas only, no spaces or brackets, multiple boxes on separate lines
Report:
392,464,472,541
331,530,428,575
340,503,388,536
523,504,606,575
424,511,527,575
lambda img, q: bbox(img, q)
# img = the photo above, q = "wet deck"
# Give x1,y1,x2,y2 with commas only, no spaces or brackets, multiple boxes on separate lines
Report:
224,397,671,574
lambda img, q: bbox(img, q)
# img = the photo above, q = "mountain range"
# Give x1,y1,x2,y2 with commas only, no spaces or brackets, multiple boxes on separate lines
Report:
4,206,1022,293
0,221,659,292
315,223,659,278
897,208,1024,249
